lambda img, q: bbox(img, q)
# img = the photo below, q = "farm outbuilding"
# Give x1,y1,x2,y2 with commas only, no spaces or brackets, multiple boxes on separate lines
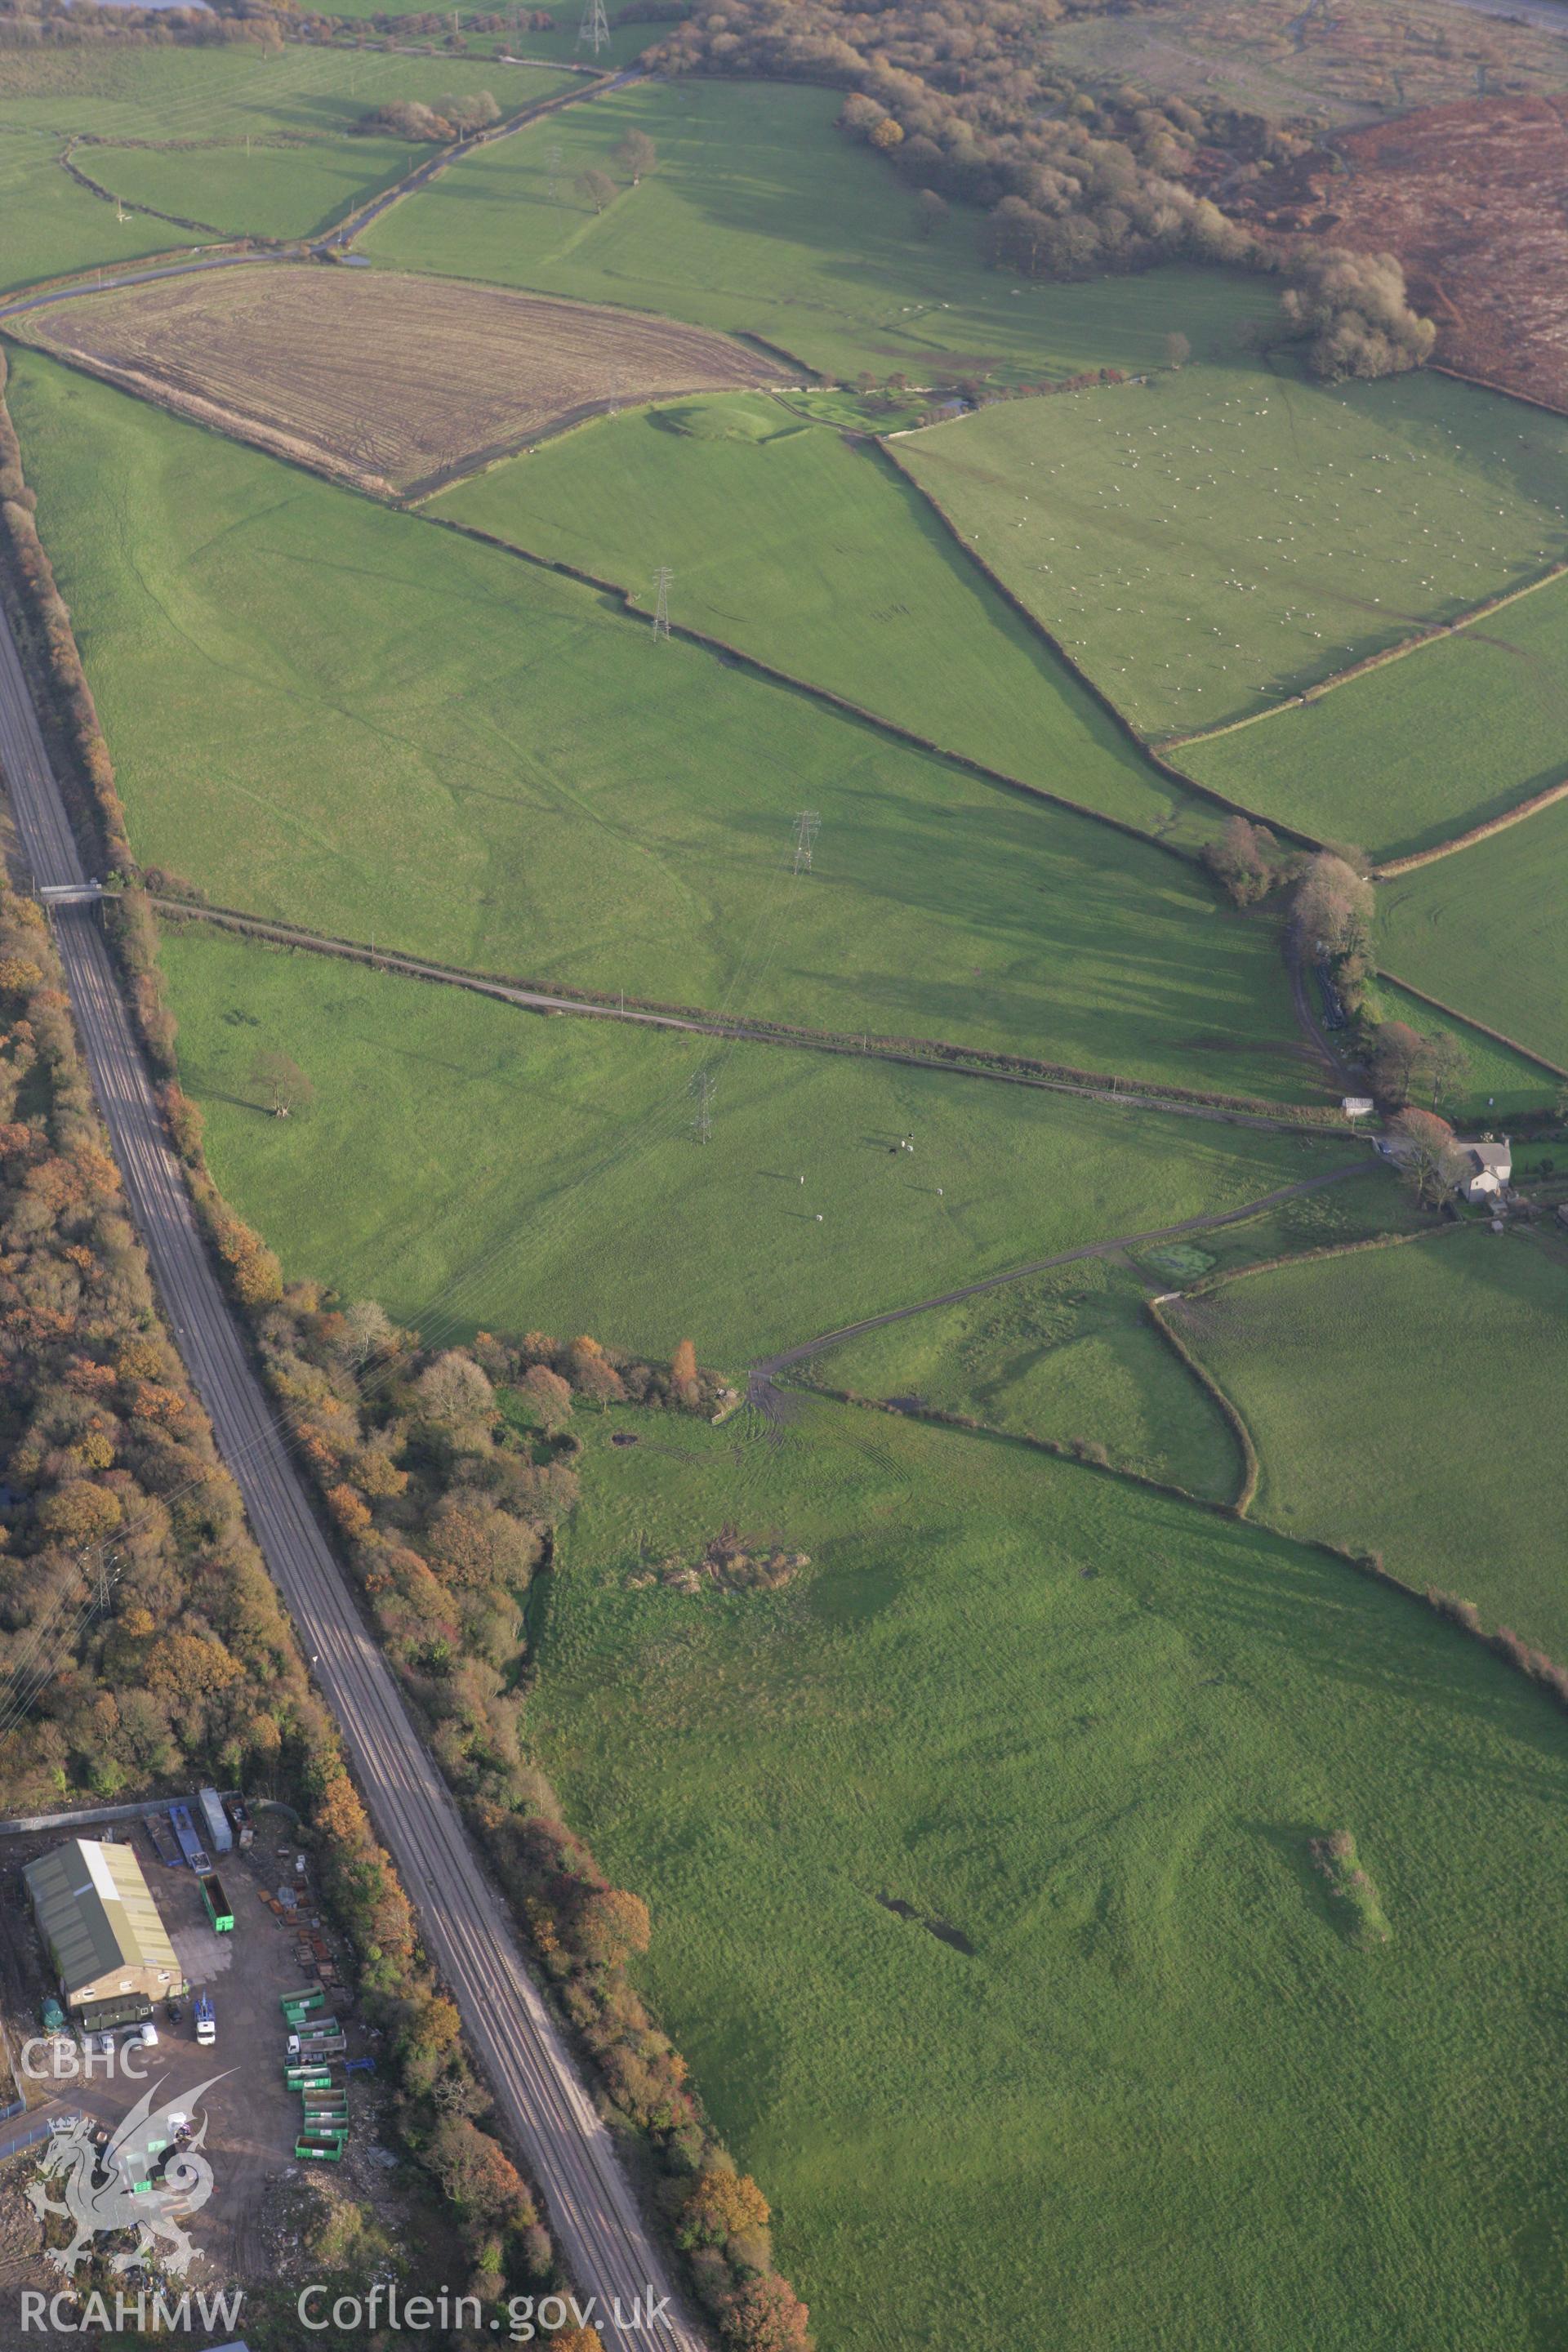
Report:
23,1838,180,2012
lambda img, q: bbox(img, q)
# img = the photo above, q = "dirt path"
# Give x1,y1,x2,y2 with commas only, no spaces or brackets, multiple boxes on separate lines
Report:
1285,936,1360,1093
746,1162,1369,1413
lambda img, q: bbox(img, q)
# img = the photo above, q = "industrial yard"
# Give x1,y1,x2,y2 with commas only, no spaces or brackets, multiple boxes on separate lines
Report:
0,1801,408,2306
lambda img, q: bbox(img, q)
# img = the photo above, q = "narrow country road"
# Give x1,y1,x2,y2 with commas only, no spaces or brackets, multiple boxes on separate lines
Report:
747,1163,1367,1407
0,606,703,2348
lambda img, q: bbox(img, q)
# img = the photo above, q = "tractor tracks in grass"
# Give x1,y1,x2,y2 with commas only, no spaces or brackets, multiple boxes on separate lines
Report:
744,1163,1370,1418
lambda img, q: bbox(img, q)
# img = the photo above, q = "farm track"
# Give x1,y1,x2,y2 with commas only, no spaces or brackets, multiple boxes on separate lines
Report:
0,605,703,2350
0,61,646,331
320,62,647,251
150,895,1347,1134
746,1164,1369,1409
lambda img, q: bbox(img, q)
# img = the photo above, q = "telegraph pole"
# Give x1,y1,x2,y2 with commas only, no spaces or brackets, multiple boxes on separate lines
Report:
653,567,674,640
792,811,821,874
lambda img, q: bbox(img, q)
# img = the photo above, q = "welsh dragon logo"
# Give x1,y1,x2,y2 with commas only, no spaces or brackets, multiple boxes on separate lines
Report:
27,2073,230,2277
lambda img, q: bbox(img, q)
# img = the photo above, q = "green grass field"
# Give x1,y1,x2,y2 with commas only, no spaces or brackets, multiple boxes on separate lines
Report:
363,77,1276,385
87,134,419,242
531,1392,1568,2350
0,47,575,287
804,1254,1242,1499
1169,1230,1568,1655
1365,976,1559,1121
14,353,1308,1098
811,1165,1416,1498
158,924,1349,1365
1377,803,1568,1073
0,130,206,295
897,359,1568,744
1183,576,1568,860
0,42,572,144
431,394,1204,839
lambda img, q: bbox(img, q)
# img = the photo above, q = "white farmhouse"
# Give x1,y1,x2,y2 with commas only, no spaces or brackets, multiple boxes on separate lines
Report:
1454,1139,1512,1203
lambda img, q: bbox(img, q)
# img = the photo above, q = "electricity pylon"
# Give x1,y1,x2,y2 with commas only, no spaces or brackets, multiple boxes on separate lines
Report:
577,0,609,53
690,1069,715,1144
793,811,821,874
653,567,674,640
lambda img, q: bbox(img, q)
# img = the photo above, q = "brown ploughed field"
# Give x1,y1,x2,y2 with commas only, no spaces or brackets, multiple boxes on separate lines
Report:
13,263,792,492
1238,96,1568,413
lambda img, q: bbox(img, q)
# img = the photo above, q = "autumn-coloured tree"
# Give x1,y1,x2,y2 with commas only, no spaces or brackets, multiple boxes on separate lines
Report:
1164,329,1192,368
569,1885,652,1969
671,1337,699,1406
522,1362,573,1431
568,1335,626,1403
1200,814,1281,908
1370,1019,1427,1107
423,1494,538,1589
577,167,617,213
38,1481,122,1546
680,2167,772,2248
723,2271,813,2351
326,1481,374,1542
212,1211,283,1307
1389,1106,1461,1206
425,2114,537,2230
1293,851,1374,964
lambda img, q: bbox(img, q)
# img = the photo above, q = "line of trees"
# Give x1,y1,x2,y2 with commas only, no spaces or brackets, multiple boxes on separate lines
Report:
1200,824,1471,1123
0,888,568,2331
0,0,284,49
352,89,501,140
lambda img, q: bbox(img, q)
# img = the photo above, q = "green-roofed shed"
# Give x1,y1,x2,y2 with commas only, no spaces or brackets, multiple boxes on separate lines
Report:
23,1838,180,2011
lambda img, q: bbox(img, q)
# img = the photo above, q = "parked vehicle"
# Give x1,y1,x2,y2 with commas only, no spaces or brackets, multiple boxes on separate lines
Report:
167,1804,211,1875
40,1997,65,2034
197,1873,234,1932
194,1996,216,2049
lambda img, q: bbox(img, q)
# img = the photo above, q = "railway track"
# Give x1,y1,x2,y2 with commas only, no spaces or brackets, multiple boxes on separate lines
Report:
0,599,703,2347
